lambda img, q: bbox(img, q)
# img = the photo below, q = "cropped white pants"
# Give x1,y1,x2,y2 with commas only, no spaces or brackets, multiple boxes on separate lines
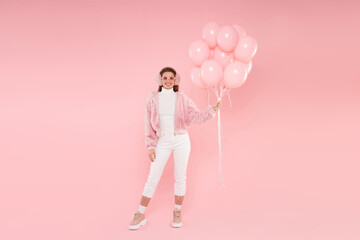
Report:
142,132,191,198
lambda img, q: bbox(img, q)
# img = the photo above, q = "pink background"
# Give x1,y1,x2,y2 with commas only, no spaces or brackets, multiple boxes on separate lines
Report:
1,0,359,239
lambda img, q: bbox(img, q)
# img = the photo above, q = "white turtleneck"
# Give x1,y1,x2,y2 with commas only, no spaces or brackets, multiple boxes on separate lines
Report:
158,87,176,136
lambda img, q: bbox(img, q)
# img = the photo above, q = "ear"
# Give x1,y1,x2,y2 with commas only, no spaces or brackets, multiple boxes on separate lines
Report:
175,73,181,85
155,74,162,85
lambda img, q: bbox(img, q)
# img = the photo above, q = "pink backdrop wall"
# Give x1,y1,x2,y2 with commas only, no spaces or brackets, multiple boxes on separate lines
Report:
1,0,359,239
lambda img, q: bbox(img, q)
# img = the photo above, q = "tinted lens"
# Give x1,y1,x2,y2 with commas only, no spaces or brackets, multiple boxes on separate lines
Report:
162,77,174,81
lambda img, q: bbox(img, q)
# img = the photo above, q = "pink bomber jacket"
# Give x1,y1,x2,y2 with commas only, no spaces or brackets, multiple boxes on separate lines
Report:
145,90,216,150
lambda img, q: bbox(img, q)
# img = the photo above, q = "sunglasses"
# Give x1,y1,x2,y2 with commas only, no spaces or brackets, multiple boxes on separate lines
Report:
161,76,176,81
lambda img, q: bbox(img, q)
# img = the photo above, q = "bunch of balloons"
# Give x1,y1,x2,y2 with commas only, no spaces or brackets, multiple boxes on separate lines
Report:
188,21,257,188
189,21,257,95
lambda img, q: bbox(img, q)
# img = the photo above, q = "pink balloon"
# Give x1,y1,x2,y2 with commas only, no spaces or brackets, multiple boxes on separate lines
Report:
217,25,238,53
191,67,207,89
234,36,258,63
188,40,210,66
202,21,220,49
201,60,223,87
223,61,248,89
232,24,247,40
213,47,234,69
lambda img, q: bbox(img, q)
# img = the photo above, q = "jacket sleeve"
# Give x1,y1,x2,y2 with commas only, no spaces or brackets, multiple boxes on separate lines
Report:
185,94,216,124
144,96,157,150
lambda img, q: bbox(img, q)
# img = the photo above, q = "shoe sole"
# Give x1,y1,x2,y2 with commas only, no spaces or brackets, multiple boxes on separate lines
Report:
129,219,146,230
171,222,182,228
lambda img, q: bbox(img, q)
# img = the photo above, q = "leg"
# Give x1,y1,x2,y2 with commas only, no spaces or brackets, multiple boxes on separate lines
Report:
140,195,151,207
175,195,184,205
141,137,172,199
171,133,190,228
130,137,172,230
173,133,191,204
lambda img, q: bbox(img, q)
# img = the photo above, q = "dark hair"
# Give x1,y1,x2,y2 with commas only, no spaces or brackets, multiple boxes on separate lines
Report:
158,67,179,92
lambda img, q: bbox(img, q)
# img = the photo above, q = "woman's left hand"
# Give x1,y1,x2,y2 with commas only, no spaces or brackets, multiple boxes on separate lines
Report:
212,100,222,111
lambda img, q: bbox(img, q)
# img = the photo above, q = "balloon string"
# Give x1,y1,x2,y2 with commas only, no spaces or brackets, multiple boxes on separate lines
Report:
219,84,224,133
210,84,226,188
220,83,223,99
218,83,226,189
213,86,219,99
226,88,232,108
217,100,226,189
213,85,224,135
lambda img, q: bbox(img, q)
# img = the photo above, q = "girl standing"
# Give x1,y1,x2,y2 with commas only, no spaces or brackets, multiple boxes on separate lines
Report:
129,67,222,230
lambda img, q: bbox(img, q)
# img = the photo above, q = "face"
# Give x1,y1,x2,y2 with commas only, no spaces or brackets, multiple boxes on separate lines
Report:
161,71,175,89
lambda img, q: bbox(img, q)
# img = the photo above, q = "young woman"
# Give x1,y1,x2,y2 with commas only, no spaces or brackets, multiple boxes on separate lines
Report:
129,67,222,230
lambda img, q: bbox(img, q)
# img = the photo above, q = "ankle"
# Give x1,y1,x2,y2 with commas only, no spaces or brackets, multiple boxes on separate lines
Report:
138,205,147,214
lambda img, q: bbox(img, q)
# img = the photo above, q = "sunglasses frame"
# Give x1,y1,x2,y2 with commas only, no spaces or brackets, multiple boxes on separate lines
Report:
161,76,176,81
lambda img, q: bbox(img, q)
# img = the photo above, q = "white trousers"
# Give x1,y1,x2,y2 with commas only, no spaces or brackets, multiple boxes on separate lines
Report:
142,132,191,198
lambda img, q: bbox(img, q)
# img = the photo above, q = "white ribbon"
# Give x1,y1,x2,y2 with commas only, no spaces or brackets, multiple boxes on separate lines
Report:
226,88,232,108
212,85,226,189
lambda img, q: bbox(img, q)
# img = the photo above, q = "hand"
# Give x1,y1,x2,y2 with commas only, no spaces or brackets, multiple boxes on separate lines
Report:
148,149,156,162
212,100,222,111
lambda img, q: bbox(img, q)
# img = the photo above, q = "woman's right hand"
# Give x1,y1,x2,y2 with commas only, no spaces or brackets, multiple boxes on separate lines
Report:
212,100,222,111
148,149,156,162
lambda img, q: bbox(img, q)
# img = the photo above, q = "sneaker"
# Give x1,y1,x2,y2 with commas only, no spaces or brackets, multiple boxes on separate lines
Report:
129,211,146,230
172,208,182,228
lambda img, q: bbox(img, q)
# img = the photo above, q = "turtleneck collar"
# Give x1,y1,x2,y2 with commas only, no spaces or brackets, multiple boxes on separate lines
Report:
160,87,175,93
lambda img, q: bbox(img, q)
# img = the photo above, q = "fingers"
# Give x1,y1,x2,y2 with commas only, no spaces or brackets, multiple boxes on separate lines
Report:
149,151,156,162
212,100,222,111
148,149,156,162
148,151,154,162
213,101,222,110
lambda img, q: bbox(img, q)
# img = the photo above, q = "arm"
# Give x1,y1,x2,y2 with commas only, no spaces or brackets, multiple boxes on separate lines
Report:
185,94,216,124
144,97,157,150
